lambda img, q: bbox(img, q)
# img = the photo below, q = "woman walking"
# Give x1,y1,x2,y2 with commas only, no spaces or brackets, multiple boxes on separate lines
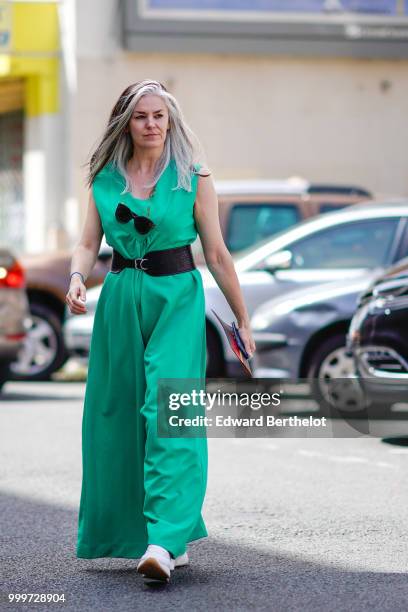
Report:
66,80,255,584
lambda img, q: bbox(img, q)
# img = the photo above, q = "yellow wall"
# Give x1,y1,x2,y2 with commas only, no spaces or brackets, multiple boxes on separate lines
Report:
0,2,60,116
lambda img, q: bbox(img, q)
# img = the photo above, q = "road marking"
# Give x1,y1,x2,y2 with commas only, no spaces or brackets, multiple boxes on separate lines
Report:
297,450,323,457
298,450,398,469
327,455,369,463
374,461,397,469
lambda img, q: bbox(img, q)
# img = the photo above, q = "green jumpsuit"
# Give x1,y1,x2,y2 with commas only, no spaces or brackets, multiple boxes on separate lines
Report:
76,159,208,560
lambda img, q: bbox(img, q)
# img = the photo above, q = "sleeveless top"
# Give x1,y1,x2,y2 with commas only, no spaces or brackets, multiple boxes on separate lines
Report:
92,159,202,260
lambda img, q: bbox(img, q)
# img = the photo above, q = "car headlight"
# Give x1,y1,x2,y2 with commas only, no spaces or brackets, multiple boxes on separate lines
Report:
251,313,275,330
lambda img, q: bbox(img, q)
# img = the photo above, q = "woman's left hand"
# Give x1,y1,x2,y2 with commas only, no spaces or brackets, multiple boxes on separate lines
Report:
238,324,256,359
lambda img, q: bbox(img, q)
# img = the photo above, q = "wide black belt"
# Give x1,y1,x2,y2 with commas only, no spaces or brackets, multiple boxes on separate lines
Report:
110,245,196,277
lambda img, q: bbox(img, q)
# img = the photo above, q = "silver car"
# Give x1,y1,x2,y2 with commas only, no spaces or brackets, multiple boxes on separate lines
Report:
250,274,377,407
64,201,408,376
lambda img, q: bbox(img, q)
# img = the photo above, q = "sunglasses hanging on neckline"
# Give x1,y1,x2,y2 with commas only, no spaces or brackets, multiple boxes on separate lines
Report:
115,202,156,235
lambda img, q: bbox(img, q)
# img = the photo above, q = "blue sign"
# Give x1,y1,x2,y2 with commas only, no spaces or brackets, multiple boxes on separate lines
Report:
148,0,408,15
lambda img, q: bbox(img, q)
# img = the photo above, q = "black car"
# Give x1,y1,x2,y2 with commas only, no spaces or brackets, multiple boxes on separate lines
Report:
347,257,408,405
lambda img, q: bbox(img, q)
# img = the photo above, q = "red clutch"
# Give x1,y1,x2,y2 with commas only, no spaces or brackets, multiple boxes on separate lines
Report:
211,309,253,377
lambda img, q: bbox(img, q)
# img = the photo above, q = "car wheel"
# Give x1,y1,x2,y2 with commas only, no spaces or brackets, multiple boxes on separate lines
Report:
307,334,366,412
9,302,69,381
206,323,224,378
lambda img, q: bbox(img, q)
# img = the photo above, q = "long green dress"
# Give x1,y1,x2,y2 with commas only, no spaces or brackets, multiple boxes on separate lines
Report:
76,159,208,559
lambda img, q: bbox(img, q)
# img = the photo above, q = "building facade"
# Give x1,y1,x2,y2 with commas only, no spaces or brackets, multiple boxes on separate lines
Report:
1,1,408,253
0,0,76,254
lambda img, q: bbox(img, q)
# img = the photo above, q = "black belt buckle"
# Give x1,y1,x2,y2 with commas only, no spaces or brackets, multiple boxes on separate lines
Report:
135,257,148,271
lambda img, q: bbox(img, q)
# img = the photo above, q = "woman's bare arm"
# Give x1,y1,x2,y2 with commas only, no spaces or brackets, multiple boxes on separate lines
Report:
66,190,104,315
194,169,256,357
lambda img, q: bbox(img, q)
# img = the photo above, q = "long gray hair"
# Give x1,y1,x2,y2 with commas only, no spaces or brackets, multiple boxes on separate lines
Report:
87,80,203,193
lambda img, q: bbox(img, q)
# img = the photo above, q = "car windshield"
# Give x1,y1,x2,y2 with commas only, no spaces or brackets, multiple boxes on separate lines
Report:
227,203,301,252
230,214,329,264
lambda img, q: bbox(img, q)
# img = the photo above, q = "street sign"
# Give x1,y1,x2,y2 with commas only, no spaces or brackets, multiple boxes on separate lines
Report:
124,0,408,56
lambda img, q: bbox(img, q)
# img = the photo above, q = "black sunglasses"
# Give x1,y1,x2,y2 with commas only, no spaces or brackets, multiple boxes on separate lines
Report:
115,203,156,235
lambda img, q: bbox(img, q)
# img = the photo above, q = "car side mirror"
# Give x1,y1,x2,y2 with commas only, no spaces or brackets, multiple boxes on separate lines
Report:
263,250,293,273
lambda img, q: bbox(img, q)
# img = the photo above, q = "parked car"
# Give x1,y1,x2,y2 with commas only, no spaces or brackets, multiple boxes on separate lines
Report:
249,273,378,396
64,201,408,377
0,249,31,391
203,179,371,254
12,179,371,381
205,200,408,376
347,257,408,406
9,238,112,381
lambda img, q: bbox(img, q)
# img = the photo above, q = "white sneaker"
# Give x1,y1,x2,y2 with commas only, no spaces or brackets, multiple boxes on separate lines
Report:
137,545,172,583
170,551,189,570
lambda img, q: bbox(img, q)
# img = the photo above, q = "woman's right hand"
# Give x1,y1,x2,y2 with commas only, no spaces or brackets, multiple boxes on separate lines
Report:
65,277,87,315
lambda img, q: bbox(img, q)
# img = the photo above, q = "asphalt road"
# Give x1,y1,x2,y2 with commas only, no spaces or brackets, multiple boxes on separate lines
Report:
1,380,408,611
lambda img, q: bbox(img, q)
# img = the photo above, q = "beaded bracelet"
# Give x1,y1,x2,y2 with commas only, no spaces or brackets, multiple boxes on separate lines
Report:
70,271,85,284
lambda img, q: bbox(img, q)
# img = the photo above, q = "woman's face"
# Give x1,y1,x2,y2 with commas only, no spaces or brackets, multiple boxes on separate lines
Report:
128,94,170,151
